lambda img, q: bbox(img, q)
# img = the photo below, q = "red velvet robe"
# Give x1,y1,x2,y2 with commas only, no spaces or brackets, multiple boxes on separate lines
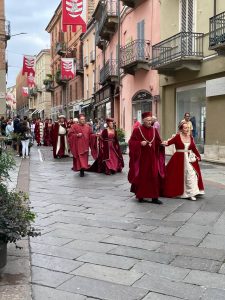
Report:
34,122,43,145
163,133,204,198
128,125,165,199
43,122,53,146
68,123,94,171
52,122,68,158
89,129,124,174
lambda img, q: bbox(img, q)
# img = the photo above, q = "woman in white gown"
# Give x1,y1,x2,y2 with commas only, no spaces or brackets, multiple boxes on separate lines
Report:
162,121,204,200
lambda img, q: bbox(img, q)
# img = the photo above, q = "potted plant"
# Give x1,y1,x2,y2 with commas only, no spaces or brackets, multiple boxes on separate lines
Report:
117,128,128,154
0,151,40,269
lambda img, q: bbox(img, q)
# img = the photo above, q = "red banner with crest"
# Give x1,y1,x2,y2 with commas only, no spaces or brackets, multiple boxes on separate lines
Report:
61,58,75,80
22,87,29,97
62,0,86,33
22,55,36,76
27,73,35,88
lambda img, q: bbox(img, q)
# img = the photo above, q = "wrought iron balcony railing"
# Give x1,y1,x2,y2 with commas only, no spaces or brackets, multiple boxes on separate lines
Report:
5,21,11,40
209,11,225,50
100,59,118,85
151,32,204,69
95,0,118,41
75,59,84,74
120,40,151,68
55,42,66,56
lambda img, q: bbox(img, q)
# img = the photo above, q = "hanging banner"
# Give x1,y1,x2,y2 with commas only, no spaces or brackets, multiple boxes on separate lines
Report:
27,73,35,88
22,55,36,76
61,58,75,80
62,0,86,33
22,87,29,97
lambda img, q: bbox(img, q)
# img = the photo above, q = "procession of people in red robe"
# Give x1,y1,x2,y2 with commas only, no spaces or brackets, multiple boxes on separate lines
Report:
29,111,204,204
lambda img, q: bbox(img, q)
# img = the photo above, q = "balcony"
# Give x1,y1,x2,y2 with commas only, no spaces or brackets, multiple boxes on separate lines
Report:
75,59,84,75
151,32,204,74
90,50,95,63
209,11,225,54
84,56,89,67
29,87,38,97
100,59,118,85
5,21,11,40
44,81,54,92
55,42,66,56
55,70,69,85
95,29,106,49
120,40,151,75
94,0,118,42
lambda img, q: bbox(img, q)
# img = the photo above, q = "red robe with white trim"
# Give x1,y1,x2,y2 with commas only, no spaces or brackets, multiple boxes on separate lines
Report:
163,133,204,197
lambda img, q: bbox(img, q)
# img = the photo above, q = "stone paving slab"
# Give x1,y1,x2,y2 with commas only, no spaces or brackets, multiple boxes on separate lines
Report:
58,275,148,300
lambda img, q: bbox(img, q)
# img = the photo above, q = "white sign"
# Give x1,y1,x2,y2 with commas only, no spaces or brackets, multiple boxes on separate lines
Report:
206,77,225,97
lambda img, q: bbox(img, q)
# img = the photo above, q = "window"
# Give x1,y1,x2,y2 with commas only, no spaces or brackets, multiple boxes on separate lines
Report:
137,20,145,40
179,0,195,32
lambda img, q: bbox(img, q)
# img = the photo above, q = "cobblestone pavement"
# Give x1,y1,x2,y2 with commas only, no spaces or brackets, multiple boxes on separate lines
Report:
29,146,225,300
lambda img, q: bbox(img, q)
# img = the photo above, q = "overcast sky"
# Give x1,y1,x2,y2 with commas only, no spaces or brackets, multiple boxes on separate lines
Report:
6,0,60,87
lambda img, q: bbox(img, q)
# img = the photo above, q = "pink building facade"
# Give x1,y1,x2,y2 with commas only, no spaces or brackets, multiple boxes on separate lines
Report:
93,0,160,137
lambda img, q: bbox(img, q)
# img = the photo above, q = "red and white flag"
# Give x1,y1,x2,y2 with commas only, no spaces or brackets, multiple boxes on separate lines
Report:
22,55,36,76
61,58,75,80
62,0,86,33
27,73,35,88
22,87,29,97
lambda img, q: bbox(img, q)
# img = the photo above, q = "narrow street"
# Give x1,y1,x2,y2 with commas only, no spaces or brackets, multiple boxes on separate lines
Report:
27,146,225,300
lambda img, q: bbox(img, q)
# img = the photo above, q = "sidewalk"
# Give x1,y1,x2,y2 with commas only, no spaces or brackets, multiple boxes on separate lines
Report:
0,156,32,300
28,147,225,300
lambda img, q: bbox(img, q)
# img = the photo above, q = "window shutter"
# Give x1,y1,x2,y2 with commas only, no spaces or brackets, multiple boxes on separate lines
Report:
187,0,193,32
181,0,187,31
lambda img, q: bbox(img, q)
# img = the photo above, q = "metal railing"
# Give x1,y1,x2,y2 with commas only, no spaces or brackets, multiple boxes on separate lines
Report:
98,0,118,36
120,40,151,67
209,11,225,48
100,59,118,84
152,32,204,67
55,42,66,55
75,59,83,71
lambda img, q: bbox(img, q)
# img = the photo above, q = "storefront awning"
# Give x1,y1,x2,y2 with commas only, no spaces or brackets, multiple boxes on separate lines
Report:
31,109,38,115
94,97,110,107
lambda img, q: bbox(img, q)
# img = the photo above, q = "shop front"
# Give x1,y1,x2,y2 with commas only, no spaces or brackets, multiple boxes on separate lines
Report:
94,85,114,120
176,83,206,153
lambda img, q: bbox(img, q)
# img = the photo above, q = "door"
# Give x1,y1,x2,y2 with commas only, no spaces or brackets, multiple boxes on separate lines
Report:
137,20,145,59
180,0,195,55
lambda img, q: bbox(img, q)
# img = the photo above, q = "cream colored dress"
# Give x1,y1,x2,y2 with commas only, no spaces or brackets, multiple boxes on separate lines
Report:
180,142,200,199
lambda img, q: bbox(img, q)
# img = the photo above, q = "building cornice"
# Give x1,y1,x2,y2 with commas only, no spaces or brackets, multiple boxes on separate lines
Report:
45,2,62,33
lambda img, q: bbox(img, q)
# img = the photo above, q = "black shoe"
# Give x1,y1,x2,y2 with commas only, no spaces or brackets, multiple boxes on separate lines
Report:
138,198,144,203
152,198,163,205
80,169,84,177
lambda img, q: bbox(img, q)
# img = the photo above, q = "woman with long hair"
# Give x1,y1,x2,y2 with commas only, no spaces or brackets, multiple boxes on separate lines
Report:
20,120,31,159
162,121,204,200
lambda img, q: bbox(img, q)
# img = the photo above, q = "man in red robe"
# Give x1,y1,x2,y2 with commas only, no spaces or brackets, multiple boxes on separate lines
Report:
68,114,94,177
128,112,165,205
52,115,69,158
34,118,44,146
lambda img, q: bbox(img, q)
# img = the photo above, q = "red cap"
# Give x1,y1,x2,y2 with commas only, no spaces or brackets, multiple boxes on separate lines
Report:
142,112,152,119
106,118,114,123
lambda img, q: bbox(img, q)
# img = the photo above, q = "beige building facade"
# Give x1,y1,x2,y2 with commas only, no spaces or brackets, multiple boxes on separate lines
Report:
152,0,225,161
31,49,52,119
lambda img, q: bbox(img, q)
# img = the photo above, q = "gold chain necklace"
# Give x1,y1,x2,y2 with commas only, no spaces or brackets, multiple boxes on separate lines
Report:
138,126,155,147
